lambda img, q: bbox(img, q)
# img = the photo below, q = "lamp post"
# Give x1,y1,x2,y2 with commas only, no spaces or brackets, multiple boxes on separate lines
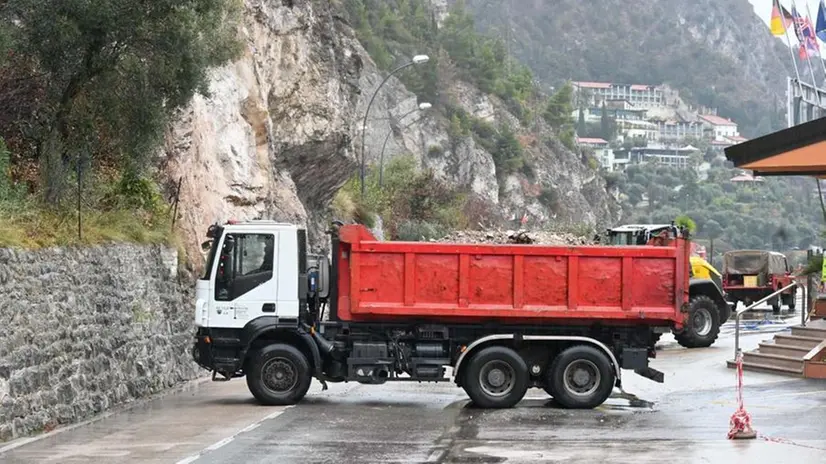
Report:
360,54,429,198
379,102,431,187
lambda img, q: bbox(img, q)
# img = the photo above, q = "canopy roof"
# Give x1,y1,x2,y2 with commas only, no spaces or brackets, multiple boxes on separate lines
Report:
724,117,826,177
723,250,788,276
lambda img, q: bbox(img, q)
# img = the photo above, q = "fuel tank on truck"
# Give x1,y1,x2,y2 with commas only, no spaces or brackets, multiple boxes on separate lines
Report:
333,225,690,327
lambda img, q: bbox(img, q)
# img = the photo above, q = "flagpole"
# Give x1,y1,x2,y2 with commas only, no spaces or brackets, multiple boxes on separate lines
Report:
805,1,826,84
780,0,806,97
792,0,820,96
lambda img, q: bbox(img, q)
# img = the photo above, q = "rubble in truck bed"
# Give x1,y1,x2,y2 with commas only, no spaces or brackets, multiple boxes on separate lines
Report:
435,229,594,246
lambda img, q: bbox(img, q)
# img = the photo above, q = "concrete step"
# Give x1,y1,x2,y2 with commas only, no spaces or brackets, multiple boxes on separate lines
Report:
743,352,805,371
772,334,823,349
757,342,811,357
727,359,803,377
791,326,826,340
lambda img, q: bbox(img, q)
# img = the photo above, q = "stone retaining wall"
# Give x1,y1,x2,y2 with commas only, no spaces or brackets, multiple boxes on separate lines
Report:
0,244,201,441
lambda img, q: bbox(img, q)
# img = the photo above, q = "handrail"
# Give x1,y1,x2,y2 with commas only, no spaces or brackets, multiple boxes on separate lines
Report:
734,281,803,360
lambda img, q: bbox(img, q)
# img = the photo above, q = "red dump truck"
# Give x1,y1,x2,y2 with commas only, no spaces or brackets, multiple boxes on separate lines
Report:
193,220,708,410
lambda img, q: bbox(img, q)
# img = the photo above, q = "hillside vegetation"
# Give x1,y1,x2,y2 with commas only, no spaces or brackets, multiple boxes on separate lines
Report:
337,0,585,238
0,0,242,247
614,161,823,253
463,0,791,137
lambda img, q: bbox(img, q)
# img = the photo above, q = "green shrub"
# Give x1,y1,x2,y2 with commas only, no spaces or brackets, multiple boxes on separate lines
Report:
395,220,449,241
334,153,468,239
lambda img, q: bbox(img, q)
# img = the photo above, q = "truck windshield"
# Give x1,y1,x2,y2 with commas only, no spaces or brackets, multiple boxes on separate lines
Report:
609,233,630,245
201,225,224,280
202,239,220,280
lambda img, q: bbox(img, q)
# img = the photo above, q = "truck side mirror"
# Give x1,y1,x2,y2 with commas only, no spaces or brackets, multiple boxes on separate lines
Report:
201,240,212,253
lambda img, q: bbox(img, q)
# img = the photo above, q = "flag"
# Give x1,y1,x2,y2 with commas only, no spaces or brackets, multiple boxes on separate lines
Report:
817,0,826,42
792,6,820,58
771,0,794,35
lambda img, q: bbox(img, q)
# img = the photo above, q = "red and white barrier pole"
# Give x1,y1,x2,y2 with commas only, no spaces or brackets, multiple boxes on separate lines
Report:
728,351,757,440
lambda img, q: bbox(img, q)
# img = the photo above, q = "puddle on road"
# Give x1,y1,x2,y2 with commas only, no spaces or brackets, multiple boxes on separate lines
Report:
605,389,656,410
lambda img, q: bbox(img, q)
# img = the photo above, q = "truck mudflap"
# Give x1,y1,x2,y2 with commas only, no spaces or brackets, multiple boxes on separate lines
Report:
634,367,665,383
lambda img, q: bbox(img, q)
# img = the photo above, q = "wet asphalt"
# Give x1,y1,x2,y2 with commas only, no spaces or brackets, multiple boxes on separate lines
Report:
191,377,826,464
2,306,826,463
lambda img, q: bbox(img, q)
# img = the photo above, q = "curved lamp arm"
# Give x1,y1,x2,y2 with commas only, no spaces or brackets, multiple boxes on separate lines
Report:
360,55,429,197
379,104,431,188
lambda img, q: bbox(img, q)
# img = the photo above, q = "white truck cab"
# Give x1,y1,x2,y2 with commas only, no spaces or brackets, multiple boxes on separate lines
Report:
196,220,305,329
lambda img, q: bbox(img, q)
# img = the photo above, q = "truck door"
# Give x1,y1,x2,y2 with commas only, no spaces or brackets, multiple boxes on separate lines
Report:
211,231,279,328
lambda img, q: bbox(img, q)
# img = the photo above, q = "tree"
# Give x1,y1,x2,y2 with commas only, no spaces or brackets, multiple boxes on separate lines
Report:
577,108,586,136
703,219,723,240
543,81,574,129
1,0,242,203
600,103,611,140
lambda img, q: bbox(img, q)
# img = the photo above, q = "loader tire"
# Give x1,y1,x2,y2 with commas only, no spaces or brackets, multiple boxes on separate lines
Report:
246,343,312,405
675,295,720,349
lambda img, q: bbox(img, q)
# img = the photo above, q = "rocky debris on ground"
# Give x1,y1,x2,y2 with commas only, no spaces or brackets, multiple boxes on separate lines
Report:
436,229,594,246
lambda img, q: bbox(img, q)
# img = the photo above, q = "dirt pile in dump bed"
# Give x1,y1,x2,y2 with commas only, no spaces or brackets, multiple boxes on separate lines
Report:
436,229,594,246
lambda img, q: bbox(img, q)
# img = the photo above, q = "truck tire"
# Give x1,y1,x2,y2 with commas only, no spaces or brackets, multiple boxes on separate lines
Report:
718,302,731,325
463,346,529,408
547,345,615,409
246,343,312,406
675,295,720,348
770,295,781,313
782,289,797,311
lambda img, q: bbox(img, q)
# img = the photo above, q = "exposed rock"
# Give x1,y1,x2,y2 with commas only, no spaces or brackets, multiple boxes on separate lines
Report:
438,229,593,246
356,47,619,230
161,0,364,264
160,0,620,270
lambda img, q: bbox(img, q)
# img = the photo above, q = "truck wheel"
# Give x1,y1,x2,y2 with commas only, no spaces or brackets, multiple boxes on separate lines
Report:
675,295,720,348
770,296,781,313
782,290,796,310
547,345,614,409
246,343,312,405
463,346,528,408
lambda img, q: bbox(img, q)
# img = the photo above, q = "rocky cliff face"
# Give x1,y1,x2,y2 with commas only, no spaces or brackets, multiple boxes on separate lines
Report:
161,0,618,267
356,58,620,228
161,0,364,262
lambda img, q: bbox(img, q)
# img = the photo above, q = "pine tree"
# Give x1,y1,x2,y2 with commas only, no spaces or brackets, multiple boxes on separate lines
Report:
600,103,610,140
577,108,586,136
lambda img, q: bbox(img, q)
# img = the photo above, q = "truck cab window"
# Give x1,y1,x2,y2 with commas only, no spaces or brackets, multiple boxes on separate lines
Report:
215,233,275,301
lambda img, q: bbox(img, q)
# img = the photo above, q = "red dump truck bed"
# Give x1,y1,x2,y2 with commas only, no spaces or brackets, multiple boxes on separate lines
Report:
335,225,689,328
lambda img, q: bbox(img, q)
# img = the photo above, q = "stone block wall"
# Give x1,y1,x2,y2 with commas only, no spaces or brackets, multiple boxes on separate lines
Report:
0,244,202,441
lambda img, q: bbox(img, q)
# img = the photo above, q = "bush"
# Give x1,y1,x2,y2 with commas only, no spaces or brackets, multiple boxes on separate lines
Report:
0,140,174,248
333,154,469,239
395,220,449,241
539,186,560,211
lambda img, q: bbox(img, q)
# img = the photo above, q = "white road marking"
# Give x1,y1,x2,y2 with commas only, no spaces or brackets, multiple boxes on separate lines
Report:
204,437,234,452
174,406,293,464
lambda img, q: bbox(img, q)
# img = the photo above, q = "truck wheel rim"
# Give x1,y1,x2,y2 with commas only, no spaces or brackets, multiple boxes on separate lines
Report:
479,360,515,397
692,308,712,337
262,357,298,393
563,360,600,397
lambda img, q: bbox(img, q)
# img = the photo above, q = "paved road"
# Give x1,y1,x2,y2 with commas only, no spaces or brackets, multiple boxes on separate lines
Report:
2,318,825,464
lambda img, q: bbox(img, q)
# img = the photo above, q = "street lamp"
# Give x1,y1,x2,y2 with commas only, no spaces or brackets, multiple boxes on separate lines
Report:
360,54,430,198
378,102,431,187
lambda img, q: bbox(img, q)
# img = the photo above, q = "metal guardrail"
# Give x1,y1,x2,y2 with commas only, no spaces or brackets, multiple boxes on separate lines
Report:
733,282,804,360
